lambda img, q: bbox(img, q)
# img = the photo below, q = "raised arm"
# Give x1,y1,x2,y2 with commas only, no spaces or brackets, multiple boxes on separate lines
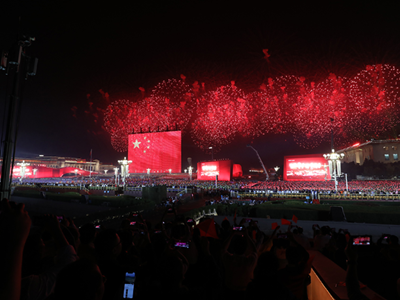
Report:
0,199,31,300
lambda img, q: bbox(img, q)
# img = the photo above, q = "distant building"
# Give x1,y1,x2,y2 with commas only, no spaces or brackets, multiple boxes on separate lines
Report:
338,139,400,165
0,155,116,174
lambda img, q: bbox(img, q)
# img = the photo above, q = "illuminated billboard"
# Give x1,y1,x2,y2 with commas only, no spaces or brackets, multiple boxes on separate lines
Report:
284,154,331,181
197,160,232,181
128,131,181,173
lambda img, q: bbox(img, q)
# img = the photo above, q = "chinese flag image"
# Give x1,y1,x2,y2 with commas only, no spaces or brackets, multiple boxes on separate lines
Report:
128,131,182,173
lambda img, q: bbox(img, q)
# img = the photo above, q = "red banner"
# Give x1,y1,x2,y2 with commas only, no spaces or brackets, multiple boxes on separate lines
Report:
128,131,182,173
197,160,232,181
284,154,331,181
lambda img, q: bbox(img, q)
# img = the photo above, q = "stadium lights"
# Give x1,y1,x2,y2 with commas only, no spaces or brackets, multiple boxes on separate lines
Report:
323,149,345,192
274,166,280,172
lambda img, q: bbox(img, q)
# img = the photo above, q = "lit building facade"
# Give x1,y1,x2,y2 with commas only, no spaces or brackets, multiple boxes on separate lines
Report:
338,139,400,165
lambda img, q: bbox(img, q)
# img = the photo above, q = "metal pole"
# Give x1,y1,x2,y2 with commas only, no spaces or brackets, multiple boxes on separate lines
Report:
0,44,23,200
345,173,348,193
334,171,337,193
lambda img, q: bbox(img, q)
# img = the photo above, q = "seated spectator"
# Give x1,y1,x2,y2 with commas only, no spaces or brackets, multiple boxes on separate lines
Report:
21,214,78,300
222,228,258,297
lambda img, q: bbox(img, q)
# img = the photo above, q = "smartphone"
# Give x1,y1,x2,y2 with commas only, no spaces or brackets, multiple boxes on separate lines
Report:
154,230,162,234
174,241,190,248
123,272,136,299
186,218,194,223
132,213,138,217
277,234,288,239
353,235,371,246
245,218,252,222
383,234,391,240
57,216,64,222
95,225,101,229
130,222,136,226
233,226,243,231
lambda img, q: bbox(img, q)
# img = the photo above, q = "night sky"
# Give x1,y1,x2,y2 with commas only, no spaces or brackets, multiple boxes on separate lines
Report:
1,0,400,171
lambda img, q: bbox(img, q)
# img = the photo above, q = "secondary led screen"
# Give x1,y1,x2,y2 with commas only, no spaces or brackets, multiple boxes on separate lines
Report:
284,154,331,181
197,160,232,181
128,131,182,173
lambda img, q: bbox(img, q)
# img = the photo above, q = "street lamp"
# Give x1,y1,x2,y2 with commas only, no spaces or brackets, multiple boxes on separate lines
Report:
188,166,193,181
209,147,213,160
17,160,30,183
114,167,119,186
323,149,344,192
118,157,132,190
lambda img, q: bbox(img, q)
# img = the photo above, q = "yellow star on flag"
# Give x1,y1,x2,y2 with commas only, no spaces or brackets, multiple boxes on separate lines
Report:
133,139,141,148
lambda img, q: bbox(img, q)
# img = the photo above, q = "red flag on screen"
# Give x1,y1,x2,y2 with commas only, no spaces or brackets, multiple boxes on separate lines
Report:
292,215,298,223
271,222,278,230
281,219,291,225
128,132,181,173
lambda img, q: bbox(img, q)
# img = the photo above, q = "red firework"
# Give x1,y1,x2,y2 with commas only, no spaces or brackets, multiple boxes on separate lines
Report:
149,78,194,130
349,64,400,138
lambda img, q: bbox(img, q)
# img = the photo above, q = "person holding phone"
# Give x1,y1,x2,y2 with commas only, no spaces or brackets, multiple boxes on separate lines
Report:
222,227,258,297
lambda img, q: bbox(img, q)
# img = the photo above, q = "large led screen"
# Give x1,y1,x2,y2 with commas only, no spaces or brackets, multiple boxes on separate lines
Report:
197,160,232,181
128,131,181,173
284,154,331,181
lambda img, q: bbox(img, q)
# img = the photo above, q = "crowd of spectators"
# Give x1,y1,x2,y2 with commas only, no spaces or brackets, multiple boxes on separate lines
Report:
4,198,400,300
16,176,400,197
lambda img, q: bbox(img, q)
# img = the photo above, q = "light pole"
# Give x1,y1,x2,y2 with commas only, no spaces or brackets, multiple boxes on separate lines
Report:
146,168,151,178
33,168,38,179
114,167,119,186
209,147,213,160
323,149,344,193
323,163,328,181
188,166,193,181
17,160,30,183
104,170,108,175
118,157,132,190
168,169,172,174
74,169,78,177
